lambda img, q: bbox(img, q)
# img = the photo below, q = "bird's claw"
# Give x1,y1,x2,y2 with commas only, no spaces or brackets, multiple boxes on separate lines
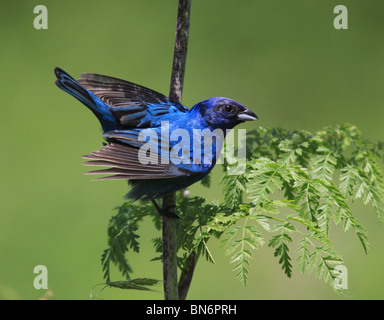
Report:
152,200,179,219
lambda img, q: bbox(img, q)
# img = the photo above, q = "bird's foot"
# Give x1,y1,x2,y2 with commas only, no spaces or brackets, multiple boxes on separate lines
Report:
152,200,179,219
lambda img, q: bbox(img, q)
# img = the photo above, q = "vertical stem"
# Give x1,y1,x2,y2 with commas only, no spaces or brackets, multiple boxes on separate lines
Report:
162,193,178,300
168,0,191,103
162,0,191,300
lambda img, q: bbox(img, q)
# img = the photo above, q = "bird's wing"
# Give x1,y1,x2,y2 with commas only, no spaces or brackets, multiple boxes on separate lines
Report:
78,73,189,128
82,142,195,180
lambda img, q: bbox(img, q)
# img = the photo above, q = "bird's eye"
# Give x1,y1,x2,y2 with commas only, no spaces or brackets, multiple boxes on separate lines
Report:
224,105,233,113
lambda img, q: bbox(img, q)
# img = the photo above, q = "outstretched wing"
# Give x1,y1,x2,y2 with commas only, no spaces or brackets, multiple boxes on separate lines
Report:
77,73,195,181
78,73,189,128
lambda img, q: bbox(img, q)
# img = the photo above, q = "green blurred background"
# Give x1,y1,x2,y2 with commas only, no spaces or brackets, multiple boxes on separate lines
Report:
1,0,383,300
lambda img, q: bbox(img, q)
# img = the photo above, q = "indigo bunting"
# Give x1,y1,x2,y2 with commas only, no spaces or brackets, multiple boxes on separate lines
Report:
54,67,258,200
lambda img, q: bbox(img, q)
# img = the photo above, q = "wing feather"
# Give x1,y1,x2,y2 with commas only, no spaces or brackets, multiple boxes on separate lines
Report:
82,142,193,180
77,73,189,128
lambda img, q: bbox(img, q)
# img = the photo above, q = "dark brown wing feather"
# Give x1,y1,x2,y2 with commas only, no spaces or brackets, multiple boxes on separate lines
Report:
77,73,188,128
78,73,170,105
83,142,191,180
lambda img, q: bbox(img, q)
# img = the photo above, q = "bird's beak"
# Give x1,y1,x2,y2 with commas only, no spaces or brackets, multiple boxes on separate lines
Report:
237,108,258,122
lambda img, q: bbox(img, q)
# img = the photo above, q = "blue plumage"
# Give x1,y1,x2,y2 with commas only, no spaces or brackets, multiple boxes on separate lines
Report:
54,67,258,200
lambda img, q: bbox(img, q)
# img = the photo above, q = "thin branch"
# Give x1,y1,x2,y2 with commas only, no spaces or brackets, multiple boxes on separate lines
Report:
169,0,191,103
162,0,191,300
178,252,197,300
162,194,178,300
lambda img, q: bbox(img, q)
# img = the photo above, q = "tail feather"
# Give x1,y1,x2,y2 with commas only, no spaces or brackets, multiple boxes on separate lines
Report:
54,67,117,131
54,67,96,110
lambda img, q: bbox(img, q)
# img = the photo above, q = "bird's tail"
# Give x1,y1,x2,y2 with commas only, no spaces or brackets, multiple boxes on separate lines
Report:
54,67,116,131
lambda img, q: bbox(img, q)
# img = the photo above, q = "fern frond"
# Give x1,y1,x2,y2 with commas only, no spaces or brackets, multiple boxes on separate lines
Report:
268,222,295,278
221,216,264,285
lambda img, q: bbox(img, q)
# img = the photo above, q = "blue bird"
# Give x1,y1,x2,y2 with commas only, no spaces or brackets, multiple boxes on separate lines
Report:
54,67,258,201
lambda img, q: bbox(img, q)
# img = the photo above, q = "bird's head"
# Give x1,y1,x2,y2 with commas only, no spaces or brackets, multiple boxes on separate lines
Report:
191,97,258,129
